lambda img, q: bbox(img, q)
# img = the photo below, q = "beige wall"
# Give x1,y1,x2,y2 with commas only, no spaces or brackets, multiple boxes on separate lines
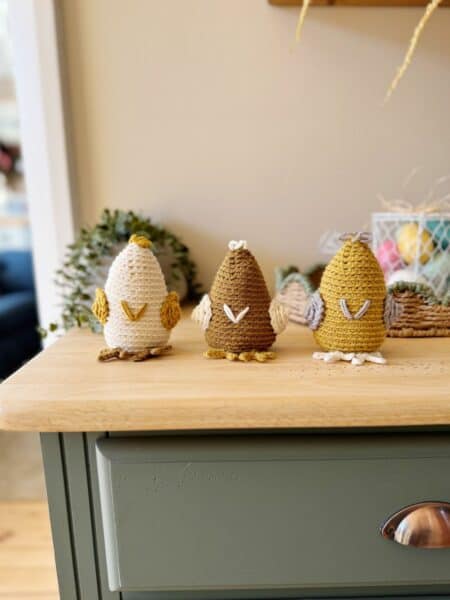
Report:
60,0,450,289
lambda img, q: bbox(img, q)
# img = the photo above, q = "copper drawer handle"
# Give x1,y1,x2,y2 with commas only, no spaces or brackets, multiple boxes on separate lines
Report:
381,502,450,548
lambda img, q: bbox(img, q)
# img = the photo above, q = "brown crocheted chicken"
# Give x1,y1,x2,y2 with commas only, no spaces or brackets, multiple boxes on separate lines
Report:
192,240,288,361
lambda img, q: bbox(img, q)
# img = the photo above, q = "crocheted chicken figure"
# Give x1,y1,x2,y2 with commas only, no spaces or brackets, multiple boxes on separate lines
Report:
91,234,181,361
192,240,288,362
305,232,401,366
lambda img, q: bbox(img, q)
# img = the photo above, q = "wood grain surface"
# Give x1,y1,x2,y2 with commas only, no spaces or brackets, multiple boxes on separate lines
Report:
0,314,449,432
269,1,450,6
0,501,57,599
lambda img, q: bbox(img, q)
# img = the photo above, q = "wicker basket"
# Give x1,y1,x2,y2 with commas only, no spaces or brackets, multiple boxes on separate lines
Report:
387,282,450,338
275,264,324,325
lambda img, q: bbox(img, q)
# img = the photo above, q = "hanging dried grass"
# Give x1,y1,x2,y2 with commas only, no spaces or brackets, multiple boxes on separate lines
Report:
294,0,443,102
295,0,311,42
385,0,443,102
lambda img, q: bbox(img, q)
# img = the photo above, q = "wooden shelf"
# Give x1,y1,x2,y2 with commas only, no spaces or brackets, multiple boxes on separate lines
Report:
0,312,449,432
269,1,450,6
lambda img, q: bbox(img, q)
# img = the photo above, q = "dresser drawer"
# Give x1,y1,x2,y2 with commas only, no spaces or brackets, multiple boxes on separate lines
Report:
96,434,450,597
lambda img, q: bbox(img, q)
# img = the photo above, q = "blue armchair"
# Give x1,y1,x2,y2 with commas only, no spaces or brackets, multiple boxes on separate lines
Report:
0,251,41,379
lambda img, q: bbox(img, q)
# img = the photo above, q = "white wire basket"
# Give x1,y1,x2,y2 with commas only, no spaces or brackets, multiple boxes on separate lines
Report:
372,212,450,299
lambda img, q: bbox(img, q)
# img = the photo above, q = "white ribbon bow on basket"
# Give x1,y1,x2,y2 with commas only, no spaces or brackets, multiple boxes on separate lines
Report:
379,197,450,215
378,173,450,215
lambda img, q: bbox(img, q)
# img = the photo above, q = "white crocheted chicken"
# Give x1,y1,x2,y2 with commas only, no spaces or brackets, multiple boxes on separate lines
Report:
92,234,181,361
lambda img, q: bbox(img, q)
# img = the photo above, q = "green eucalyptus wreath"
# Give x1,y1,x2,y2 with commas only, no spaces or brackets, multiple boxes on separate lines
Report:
41,209,202,336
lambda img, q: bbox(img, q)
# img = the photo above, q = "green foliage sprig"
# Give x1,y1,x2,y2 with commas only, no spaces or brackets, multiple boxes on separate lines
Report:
40,209,202,337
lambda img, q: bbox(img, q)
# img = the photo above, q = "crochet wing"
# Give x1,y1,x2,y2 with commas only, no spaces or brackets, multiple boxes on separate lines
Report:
269,298,289,334
92,288,109,325
191,294,212,331
384,293,403,329
160,291,181,330
304,290,325,331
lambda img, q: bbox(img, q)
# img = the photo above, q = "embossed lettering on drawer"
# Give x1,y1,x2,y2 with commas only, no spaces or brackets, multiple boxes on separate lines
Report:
96,435,450,596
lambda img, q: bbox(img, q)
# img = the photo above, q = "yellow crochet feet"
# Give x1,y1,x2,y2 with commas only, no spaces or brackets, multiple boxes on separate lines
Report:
98,345,172,362
203,348,227,359
203,348,276,362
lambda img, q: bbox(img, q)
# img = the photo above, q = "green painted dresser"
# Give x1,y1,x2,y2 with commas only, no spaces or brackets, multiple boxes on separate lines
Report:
0,317,449,600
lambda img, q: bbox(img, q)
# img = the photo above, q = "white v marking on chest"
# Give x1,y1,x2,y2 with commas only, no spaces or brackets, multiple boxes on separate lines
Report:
223,304,250,324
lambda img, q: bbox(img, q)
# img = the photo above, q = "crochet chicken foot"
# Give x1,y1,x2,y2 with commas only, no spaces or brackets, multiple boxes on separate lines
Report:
312,351,387,366
204,348,276,363
98,345,172,362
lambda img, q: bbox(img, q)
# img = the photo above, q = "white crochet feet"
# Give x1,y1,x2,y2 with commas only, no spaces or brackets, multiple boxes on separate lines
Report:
312,351,387,366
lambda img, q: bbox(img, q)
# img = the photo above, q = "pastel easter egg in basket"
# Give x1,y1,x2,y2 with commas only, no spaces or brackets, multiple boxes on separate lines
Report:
423,252,450,298
376,239,404,274
426,219,450,251
397,223,434,265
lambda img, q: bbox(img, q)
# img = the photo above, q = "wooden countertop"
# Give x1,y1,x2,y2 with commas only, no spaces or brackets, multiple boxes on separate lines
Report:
0,315,449,432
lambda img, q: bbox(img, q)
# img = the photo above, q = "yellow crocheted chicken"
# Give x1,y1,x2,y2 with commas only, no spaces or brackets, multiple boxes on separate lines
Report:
91,234,181,361
305,232,401,366
192,240,288,362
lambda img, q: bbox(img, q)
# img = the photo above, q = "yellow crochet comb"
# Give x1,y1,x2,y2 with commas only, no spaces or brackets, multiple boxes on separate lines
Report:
129,234,152,249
